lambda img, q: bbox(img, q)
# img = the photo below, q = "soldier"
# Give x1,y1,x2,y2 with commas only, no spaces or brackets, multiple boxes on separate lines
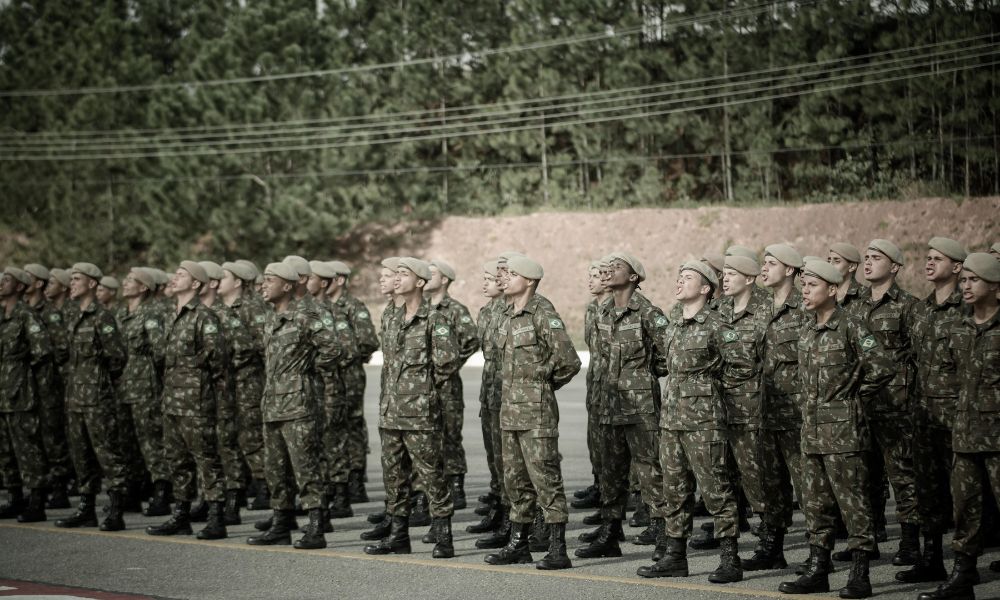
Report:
576,253,669,562
425,259,480,509
897,238,968,584
916,253,1000,600
0,267,53,522
45,269,71,310
363,258,459,559
96,276,119,311
145,261,229,541
637,261,747,584
483,255,580,571
778,260,893,599
827,243,865,308
54,263,129,532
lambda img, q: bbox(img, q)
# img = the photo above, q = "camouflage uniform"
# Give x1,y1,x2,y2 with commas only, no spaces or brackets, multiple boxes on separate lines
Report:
211,301,254,491
335,294,378,477
65,302,128,495
659,305,748,539
316,296,356,488
161,298,227,503
479,297,506,500
946,310,1000,557
593,292,669,520
432,294,479,477
28,300,71,485
379,299,460,517
760,289,809,530
798,308,896,552
0,302,53,490
229,294,268,480
838,277,865,310
499,295,581,525
583,299,605,488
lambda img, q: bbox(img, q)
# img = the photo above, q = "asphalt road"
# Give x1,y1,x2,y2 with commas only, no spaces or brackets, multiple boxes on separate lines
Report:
1,367,998,600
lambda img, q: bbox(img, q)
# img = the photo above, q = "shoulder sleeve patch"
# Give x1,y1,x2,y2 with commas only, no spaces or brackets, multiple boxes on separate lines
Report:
230,318,242,328
860,335,877,351
548,318,564,330
203,323,218,335
654,315,669,328
144,319,159,330
254,314,266,323
723,330,739,343
357,311,369,320
322,316,334,328
311,320,324,331
49,313,61,322
29,323,41,334
460,315,472,324
434,324,451,337
336,321,349,331
102,324,115,335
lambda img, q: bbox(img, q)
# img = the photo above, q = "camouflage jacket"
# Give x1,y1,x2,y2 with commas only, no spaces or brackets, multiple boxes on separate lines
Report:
838,277,865,309
798,307,895,454
499,294,581,434
762,289,809,430
161,297,227,418
660,304,749,431
65,301,126,412
478,297,505,411
335,293,379,363
118,300,165,405
911,287,966,429
379,301,402,396
228,294,268,384
948,309,1000,453
853,282,919,419
584,298,605,412
379,299,461,431
0,301,52,412
594,292,668,425
433,294,480,366
719,296,770,427
30,299,68,366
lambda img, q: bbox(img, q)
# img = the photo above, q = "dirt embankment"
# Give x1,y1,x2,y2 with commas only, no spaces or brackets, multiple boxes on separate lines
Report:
342,197,999,341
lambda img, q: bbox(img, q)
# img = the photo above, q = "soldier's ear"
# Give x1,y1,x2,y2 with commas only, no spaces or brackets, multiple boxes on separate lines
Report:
951,262,963,275
827,284,838,299
890,263,900,274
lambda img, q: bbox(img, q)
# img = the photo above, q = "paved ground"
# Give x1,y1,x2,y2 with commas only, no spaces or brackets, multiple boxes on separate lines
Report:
1,367,998,600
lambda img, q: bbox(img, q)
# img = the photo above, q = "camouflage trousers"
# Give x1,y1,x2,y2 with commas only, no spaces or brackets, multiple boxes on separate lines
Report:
950,451,1000,557
802,451,875,552
0,410,47,489
479,405,504,500
39,383,71,482
442,376,467,476
914,418,953,535
660,428,738,539
66,409,128,495
586,400,603,483
502,429,568,524
344,366,369,473
380,427,453,518
596,416,665,520
235,376,265,480
323,402,351,485
869,416,918,525
726,425,768,518
264,418,324,511
216,412,244,491
758,427,804,529
162,414,225,503
119,401,170,483
116,404,148,489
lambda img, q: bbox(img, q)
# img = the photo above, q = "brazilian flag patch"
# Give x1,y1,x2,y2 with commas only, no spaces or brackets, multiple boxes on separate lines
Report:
654,315,668,328
549,318,564,330
102,324,115,334
203,323,218,334
145,319,159,330
336,321,349,331
358,311,370,320
29,323,41,333
860,336,877,351
434,325,451,336
49,313,61,323
460,315,472,324
723,330,739,343
322,316,334,328
255,314,266,324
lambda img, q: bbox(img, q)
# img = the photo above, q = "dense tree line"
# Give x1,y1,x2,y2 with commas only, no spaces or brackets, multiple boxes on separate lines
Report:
1,0,997,270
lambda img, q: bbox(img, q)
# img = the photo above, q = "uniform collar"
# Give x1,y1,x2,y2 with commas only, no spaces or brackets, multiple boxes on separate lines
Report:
511,294,541,317
812,306,844,331
923,286,963,310
679,303,711,324
963,308,1000,330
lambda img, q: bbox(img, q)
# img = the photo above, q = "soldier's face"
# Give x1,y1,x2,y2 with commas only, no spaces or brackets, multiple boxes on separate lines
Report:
722,268,751,297
171,269,197,294
122,274,145,298
483,274,501,298
800,275,837,311
306,274,328,296
394,268,422,295
424,267,444,292
827,252,856,278
760,256,791,287
379,268,396,295
218,271,240,296
0,274,18,298
587,269,605,295
69,273,94,299
45,277,65,299
960,271,999,305
261,275,291,302
497,265,511,290
925,249,960,283
863,250,897,283
675,270,707,301
96,285,116,304
503,271,529,296
606,260,634,289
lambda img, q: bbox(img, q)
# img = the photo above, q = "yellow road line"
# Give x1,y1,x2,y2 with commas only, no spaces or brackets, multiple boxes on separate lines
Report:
1,523,814,599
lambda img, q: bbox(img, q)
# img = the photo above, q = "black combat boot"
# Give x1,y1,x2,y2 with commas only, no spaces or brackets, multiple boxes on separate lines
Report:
143,480,172,517
892,522,921,566
528,508,551,552
422,518,440,544
485,522,532,565
294,508,327,550
320,506,334,533
634,520,658,545
146,501,193,536
189,499,209,522
361,512,391,540
329,483,353,518
99,490,126,531
0,487,25,519
582,511,602,526
840,550,872,599
367,509,387,524
917,553,978,600
690,525,722,550
779,545,832,594
348,470,369,504
570,486,600,510
46,481,71,509
247,509,294,545
834,544,880,562
476,506,512,549
410,492,431,527
123,480,145,513
55,494,98,528
537,522,572,570
16,488,47,523
743,524,789,571
650,519,668,562
467,502,503,534
248,479,270,511
196,501,227,540
709,537,743,584
897,533,948,583
629,502,651,528
638,537,688,578
364,515,411,555
475,492,498,516
573,483,597,499
450,475,466,510
254,511,299,532
574,519,623,558
223,489,242,526
432,517,455,559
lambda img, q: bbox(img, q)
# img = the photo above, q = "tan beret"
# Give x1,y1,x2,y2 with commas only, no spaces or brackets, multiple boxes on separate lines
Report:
497,250,525,261
608,252,646,282
483,260,499,276
327,260,351,276
23,264,49,282
682,260,719,288
50,268,71,287
283,255,311,277
928,237,967,262
868,239,904,265
99,276,119,290
725,245,758,261
431,260,456,282
147,268,170,286
506,255,544,280
309,260,338,279
764,244,803,269
991,243,1000,255
264,262,300,282
588,259,607,271
72,262,103,280
963,253,1000,283
235,260,261,278
829,243,861,264
222,261,256,282
398,257,432,281
179,260,209,283
724,255,760,277
700,253,725,274
198,261,224,281
802,259,844,285
802,256,821,264
129,267,156,290
4,266,31,286
381,257,401,271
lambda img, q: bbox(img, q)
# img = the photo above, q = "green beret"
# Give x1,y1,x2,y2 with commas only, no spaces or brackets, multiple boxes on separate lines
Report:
483,260,499,276
179,260,209,283
608,252,646,282
928,237,967,262
497,251,525,262
264,262,300,282
681,260,719,288
283,255,311,277
830,243,861,264
198,261,224,281
991,243,1000,255
50,268,71,287
506,255,544,280
765,244,803,269
222,261,256,282
23,263,49,282
724,255,760,277
99,276,119,290
963,253,1000,283
235,260,261,278
129,267,156,290
725,245,758,261
431,260,456,281
398,257,432,281
327,260,351,276
867,239,904,265
72,262,103,280
309,260,337,279
802,259,843,285
4,266,31,286
381,257,401,271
